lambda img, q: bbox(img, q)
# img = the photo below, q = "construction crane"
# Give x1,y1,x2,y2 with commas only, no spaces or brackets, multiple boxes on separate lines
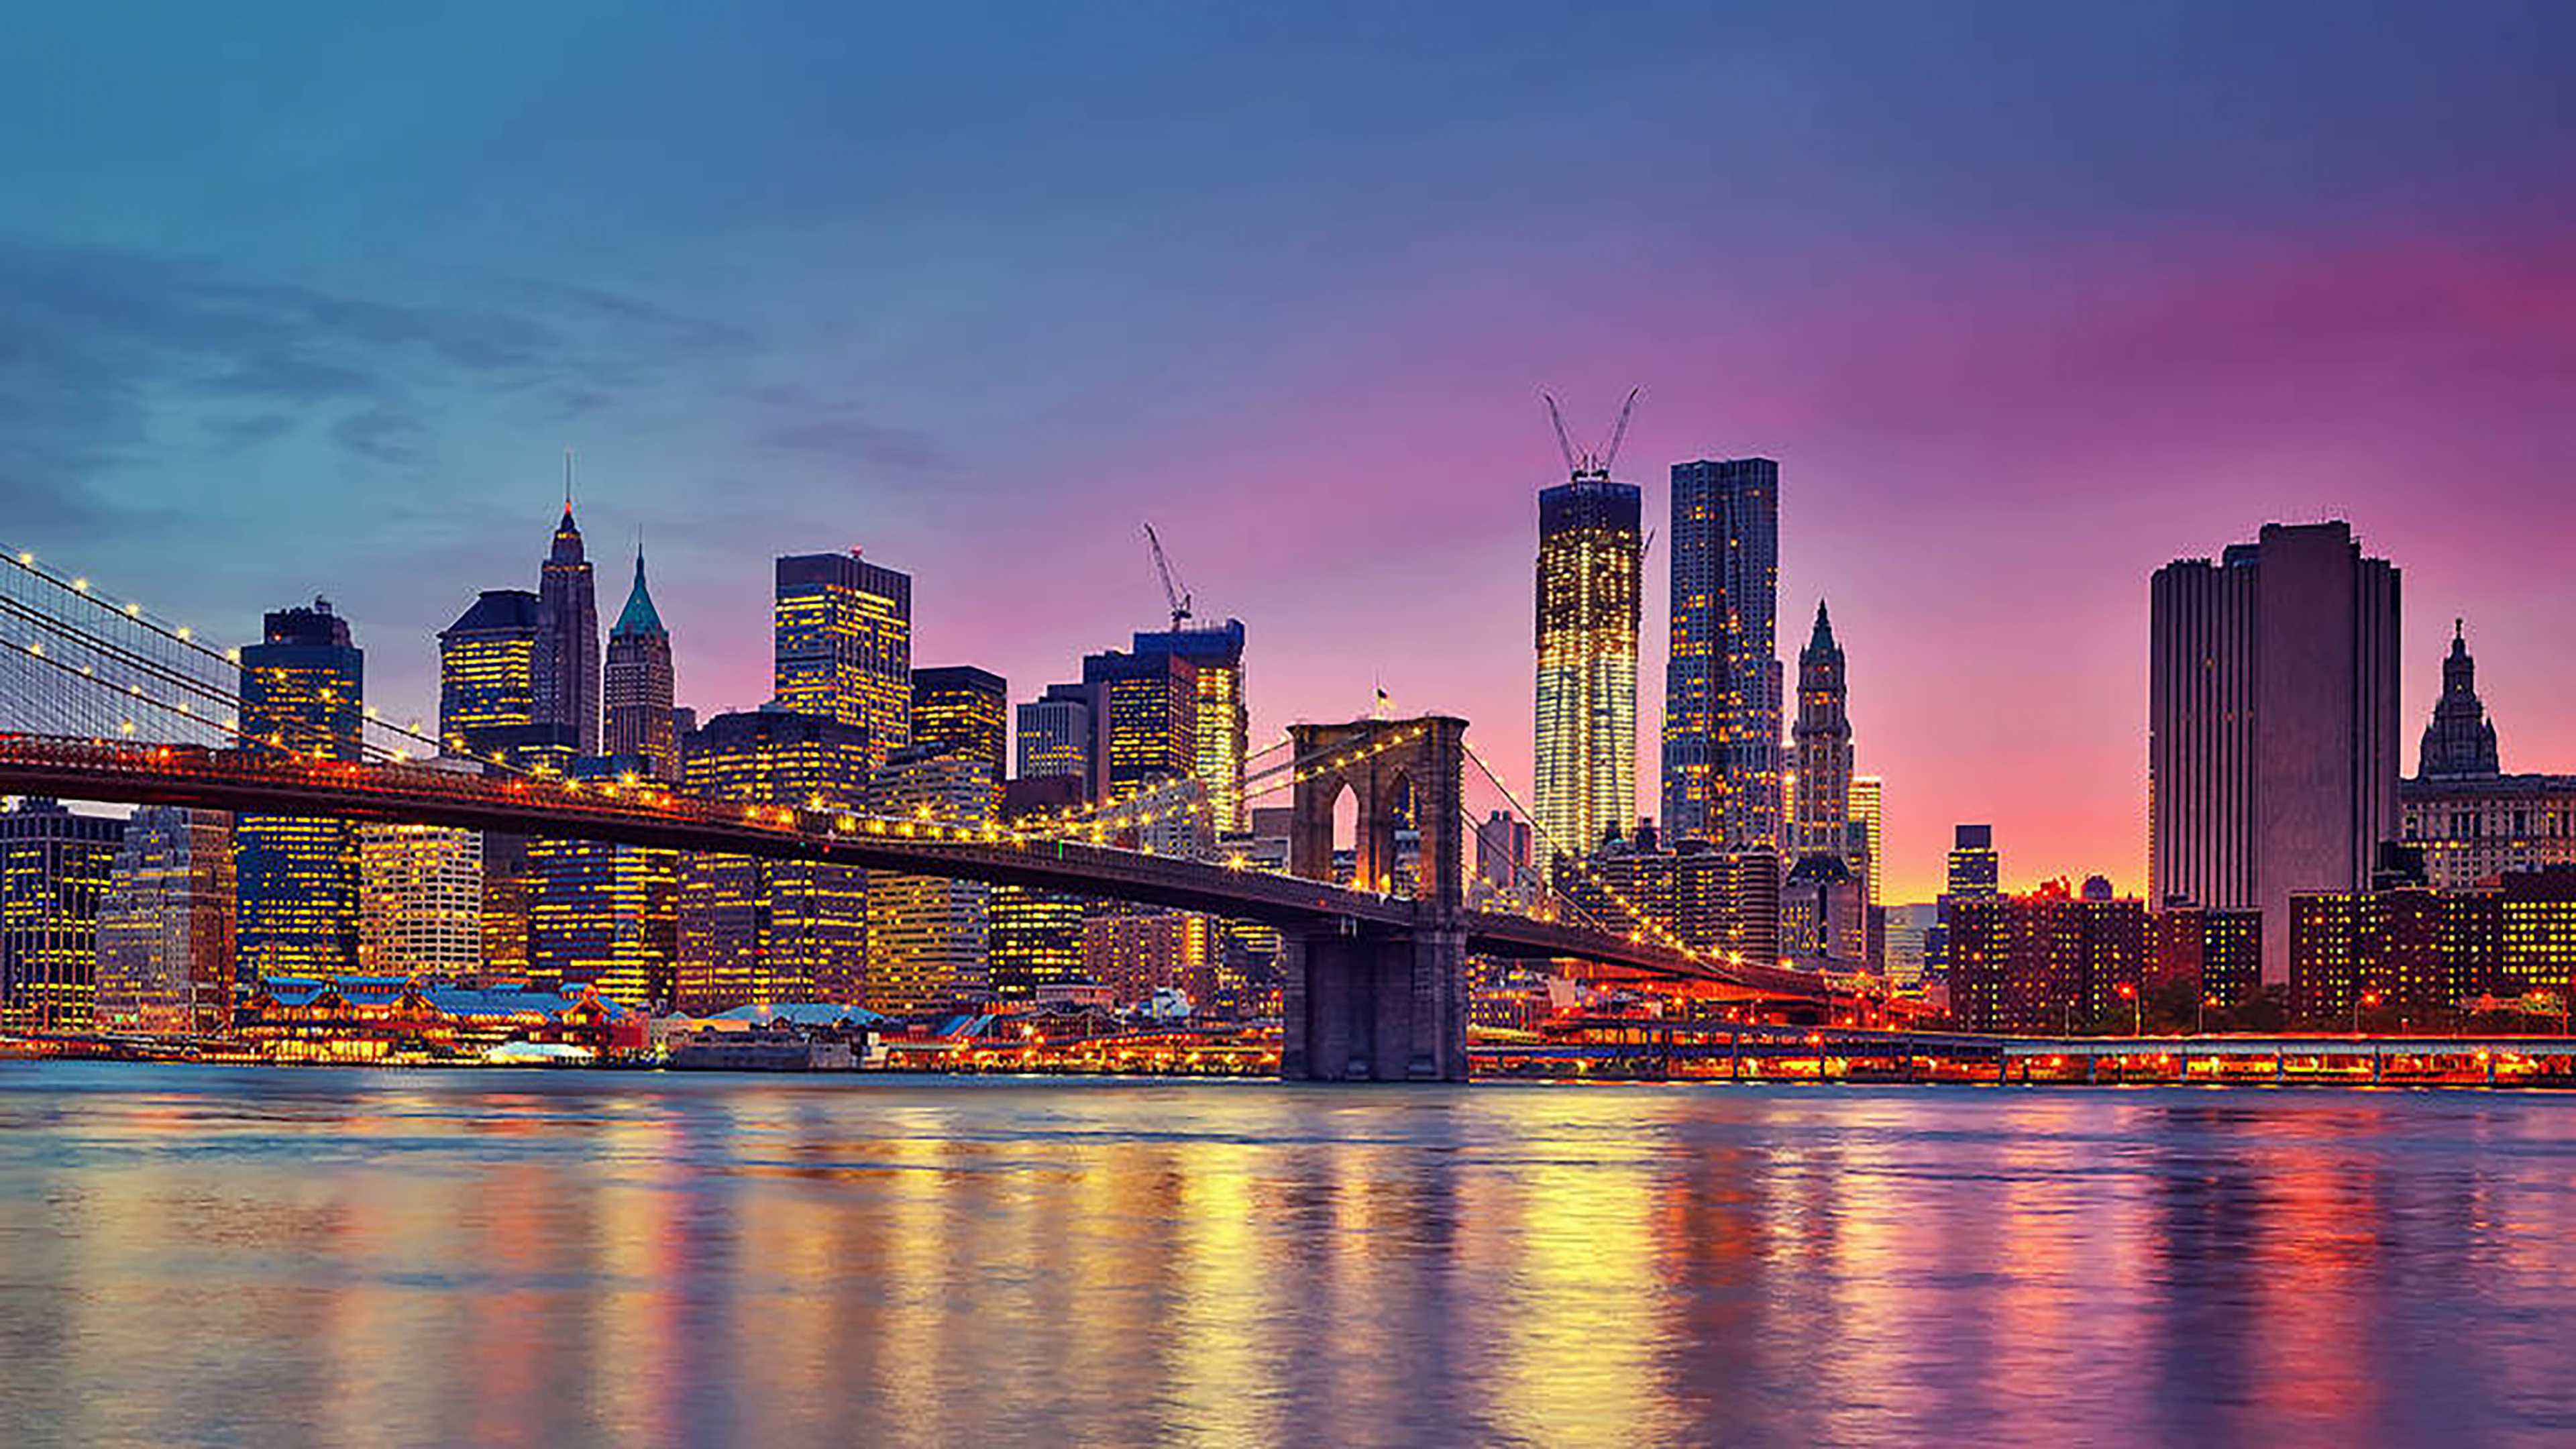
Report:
1541,386,1642,480
1142,522,1193,630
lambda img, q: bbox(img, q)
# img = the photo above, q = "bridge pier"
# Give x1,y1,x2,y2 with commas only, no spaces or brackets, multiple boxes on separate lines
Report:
1280,920,1465,1083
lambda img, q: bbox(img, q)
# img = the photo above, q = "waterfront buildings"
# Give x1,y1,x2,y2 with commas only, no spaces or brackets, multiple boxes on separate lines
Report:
1947,881,2147,1034
0,798,125,1031
535,506,602,755
2149,904,2264,1011
1661,457,1781,850
1848,775,1883,912
1780,852,1865,966
437,589,541,760
235,600,364,982
865,746,996,1011
1132,619,1250,833
1882,900,1939,989
1534,465,1642,863
989,775,1087,1000
2396,624,2576,889
2149,521,2401,983
604,549,678,781
94,806,234,1037
676,710,873,1011
2290,868,2576,1022
527,757,678,1009
774,551,911,768
357,820,482,980
910,665,1009,797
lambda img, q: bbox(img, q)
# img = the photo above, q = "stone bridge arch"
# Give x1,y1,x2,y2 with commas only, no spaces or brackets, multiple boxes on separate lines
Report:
1287,716,1466,910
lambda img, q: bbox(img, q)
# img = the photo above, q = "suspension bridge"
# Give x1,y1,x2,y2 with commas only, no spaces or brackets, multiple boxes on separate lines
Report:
0,540,1852,1080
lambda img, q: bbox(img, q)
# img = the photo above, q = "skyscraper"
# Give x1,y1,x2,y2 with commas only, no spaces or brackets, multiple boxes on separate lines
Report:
1947,824,2001,899
528,756,676,1008
1662,458,1780,849
1534,470,1642,861
236,600,364,982
94,806,234,1038
676,709,874,1011
774,551,910,767
910,665,1010,790
1847,773,1883,909
438,589,541,761
535,506,602,755
1016,683,1095,798
1083,647,1199,809
991,775,1088,1000
2150,521,2400,983
866,746,997,1012
604,548,678,782
1131,619,1250,833
0,799,125,1031
358,819,482,980
1790,601,1852,863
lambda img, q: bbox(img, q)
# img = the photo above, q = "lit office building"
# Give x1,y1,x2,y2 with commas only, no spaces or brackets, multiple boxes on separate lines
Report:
910,664,1008,796
1083,647,1198,807
0,799,126,1032
527,756,678,1010
1534,466,1642,862
604,548,679,782
235,600,364,983
1561,837,1781,969
95,806,235,1038
774,551,911,768
358,820,482,981
1016,682,1095,800
1082,908,1217,1010
535,505,602,754
2149,905,2264,1011
1131,619,1250,833
866,747,996,1012
437,588,541,761
990,776,1089,1001
1661,457,1781,849
676,710,873,1011
1790,602,1854,864
1848,774,1883,909
1948,881,2148,1033
2150,521,2401,983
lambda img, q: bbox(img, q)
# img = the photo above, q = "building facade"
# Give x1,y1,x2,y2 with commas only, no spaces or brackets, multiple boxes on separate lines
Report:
528,759,678,1010
1131,620,1250,833
910,665,1009,794
95,806,235,1038
604,548,679,782
2396,623,2576,890
989,776,1087,1000
865,747,996,1012
1016,682,1095,800
437,588,541,761
0,799,126,1031
535,506,602,755
1949,884,2149,1034
676,710,874,1011
1662,457,1781,849
2149,521,2401,983
1534,474,1642,861
358,821,482,980
774,551,911,768
1789,601,1854,864
236,600,364,982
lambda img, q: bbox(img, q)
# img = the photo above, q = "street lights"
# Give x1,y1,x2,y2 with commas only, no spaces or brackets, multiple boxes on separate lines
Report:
2354,989,2381,1037
2117,981,2141,1037
2198,993,2220,1036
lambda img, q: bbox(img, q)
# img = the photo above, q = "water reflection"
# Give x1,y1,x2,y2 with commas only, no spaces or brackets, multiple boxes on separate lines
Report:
3,1066,2574,1446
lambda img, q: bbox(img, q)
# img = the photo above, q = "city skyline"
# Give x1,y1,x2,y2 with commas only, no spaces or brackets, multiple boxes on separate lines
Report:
5,5,2574,903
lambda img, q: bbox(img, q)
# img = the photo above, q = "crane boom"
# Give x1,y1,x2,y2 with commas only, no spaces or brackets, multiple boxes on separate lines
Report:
1599,386,1640,474
1542,391,1579,476
1142,522,1192,630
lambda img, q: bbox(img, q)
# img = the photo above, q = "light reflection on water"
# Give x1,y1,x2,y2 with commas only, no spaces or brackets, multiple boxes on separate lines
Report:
3,1065,2575,1447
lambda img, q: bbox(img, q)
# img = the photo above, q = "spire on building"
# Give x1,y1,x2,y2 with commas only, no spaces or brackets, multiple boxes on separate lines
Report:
2418,618,2501,778
613,547,665,639
1808,598,1837,654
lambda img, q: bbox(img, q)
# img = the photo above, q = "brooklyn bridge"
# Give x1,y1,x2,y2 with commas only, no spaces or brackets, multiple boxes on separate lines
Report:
0,539,1868,1080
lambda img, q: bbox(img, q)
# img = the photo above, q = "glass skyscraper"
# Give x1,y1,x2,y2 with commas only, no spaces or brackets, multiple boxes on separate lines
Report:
438,588,541,761
909,664,1009,796
94,806,234,1038
1661,458,1780,850
774,551,911,769
0,798,126,1031
235,600,364,983
1131,619,1249,834
1534,473,1642,863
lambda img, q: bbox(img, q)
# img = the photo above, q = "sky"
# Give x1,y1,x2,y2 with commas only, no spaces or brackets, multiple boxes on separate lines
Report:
3,1,2571,901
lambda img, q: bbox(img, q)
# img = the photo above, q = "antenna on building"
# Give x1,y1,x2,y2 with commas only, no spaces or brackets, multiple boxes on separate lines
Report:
563,448,576,511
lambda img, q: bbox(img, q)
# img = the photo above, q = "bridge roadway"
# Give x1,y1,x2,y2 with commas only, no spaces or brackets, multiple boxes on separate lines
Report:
0,736,1830,1000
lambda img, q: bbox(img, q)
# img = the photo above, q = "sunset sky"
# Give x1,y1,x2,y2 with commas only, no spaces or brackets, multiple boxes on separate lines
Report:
4,2,2571,900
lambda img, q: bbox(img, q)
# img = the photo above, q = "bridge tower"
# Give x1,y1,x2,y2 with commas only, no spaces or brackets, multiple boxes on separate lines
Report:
1281,715,1468,1081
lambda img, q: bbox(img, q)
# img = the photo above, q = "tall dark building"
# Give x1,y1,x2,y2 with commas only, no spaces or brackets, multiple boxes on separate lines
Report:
535,505,602,756
1662,458,1780,849
910,665,1009,791
677,710,874,1011
236,600,365,981
1789,600,1852,863
1016,682,1095,799
1947,824,2000,898
1131,620,1250,833
2150,521,2401,983
605,548,678,782
1534,472,1642,859
2418,619,2500,779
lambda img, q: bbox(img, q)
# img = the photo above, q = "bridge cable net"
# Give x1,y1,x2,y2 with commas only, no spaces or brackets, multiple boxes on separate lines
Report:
1458,739,1720,967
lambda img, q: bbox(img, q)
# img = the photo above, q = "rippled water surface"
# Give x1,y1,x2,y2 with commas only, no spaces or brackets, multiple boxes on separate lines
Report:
5,1065,2576,1446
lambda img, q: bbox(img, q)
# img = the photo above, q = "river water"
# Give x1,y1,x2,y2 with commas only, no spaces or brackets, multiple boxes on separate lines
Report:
2,1065,2573,1447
